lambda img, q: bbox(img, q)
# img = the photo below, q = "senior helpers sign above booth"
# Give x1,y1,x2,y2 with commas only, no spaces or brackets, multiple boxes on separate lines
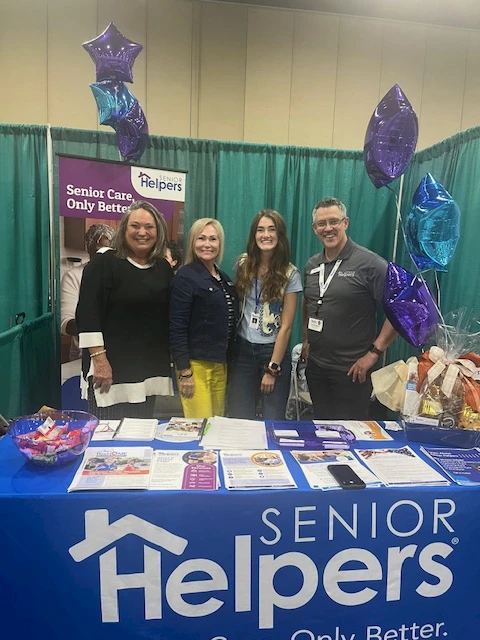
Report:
58,154,186,227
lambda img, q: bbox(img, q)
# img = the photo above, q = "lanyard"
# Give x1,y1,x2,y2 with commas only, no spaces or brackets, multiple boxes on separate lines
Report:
317,260,342,306
254,278,262,310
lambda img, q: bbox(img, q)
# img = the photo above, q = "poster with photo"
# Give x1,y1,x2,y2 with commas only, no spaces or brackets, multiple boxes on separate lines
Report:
57,155,187,392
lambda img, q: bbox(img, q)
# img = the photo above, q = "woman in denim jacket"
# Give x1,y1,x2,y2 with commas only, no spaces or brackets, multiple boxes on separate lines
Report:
170,218,239,418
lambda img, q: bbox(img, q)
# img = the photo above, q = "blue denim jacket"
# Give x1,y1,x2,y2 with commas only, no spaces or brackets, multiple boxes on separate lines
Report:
169,261,239,370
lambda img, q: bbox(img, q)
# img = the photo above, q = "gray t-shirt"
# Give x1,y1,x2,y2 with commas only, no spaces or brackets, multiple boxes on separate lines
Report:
239,267,302,344
303,238,387,371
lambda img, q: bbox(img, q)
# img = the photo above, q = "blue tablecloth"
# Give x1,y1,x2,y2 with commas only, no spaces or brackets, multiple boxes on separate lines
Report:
1,426,479,640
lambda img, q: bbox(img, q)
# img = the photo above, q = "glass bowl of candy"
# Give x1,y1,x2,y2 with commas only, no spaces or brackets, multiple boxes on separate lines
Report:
9,410,99,468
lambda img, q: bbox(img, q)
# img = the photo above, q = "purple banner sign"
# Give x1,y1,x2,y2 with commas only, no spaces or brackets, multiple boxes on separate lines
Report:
58,155,186,223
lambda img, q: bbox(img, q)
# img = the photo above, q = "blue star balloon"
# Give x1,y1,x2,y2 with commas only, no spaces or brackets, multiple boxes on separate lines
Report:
405,174,461,272
90,81,136,129
364,85,418,189
83,22,143,83
116,100,149,162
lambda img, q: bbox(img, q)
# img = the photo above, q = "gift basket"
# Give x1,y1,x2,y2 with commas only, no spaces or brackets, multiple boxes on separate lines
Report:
401,308,480,447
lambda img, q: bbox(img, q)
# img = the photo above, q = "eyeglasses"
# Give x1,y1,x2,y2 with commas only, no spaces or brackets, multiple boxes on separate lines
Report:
312,217,346,229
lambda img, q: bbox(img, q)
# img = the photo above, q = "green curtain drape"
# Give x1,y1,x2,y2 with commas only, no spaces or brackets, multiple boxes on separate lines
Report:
2,122,480,417
0,124,50,333
0,313,56,418
0,124,57,417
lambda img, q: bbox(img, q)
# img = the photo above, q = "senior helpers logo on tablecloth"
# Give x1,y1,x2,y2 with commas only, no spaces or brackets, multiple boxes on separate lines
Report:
68,497,460,639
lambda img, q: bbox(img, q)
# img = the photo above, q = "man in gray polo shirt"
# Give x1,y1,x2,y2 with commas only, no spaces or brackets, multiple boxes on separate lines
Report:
302,197,397,419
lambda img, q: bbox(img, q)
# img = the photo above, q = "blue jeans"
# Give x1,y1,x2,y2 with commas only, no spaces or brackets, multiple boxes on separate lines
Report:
227,337,291,420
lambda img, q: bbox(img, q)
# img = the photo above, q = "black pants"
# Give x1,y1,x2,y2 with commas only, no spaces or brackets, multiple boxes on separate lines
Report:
87,384,156,420
305,359,372,420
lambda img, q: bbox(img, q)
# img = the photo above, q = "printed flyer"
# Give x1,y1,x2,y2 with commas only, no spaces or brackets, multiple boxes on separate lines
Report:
149,450,218,490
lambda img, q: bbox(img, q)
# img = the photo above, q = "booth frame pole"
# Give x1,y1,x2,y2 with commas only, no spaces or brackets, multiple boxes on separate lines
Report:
46,124,57,361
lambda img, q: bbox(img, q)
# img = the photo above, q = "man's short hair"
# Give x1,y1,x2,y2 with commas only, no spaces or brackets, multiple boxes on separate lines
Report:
312,197,347,222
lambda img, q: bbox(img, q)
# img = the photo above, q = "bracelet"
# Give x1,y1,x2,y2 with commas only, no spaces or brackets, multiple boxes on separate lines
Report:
263,364,280,378
91,349,107,358
178,372,193,380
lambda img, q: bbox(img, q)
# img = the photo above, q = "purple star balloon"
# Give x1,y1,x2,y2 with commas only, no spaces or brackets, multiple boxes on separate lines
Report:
90,81,137,129
383,263,440,348
83,22,143,83
405,173,460,272
116,100,149,162
364,85,419,189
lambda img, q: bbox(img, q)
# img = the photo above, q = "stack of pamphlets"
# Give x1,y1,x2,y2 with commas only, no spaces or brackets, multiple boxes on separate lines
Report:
68,446,153,491
291,450,382,490
356,446,450,487
115,418,158,441
314,420,393,441
155,418,206,443
422,446,480,485
220,450,296,490
271,422,352,449
150,450,218,490
201,416,267,450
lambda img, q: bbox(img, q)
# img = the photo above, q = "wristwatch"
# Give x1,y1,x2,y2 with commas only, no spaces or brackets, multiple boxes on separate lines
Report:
369,344,384,356
268,361,281,372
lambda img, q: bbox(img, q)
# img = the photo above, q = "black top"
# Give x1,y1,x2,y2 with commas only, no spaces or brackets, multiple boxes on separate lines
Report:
169,261,239,370
76,250,173,387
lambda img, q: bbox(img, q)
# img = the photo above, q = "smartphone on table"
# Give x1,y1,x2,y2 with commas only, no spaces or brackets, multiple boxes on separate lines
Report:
327,464,366,490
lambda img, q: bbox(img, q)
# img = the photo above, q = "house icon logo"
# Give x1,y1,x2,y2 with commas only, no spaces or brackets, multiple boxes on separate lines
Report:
69,509,188,623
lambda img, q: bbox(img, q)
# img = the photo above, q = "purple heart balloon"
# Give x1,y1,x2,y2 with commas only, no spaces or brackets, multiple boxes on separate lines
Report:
405,173,460,272
83,22,143,83
116,100,149,162
364,85,418,189
383,263,440,348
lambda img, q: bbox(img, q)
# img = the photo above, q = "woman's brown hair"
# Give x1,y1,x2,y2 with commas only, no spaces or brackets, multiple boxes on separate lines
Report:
235,209,291,302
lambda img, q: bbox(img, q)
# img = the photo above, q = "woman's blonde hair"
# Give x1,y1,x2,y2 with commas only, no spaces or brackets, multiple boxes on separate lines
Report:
236,209,291,302
111,200,167,261
184,218,225,265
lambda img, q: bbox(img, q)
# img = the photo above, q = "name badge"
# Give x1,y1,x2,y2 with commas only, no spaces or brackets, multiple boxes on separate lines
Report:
308,317,324,332
249,312,260,329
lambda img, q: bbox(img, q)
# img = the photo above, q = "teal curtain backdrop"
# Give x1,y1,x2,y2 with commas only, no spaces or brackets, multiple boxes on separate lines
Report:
1,122,480,416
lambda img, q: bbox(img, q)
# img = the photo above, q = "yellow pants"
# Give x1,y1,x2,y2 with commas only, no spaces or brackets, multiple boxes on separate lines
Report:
179,360,227,419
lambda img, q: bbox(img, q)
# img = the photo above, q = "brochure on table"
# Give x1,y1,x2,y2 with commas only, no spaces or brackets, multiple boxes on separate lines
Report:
150,450,218,490
115,418,158,441
291,449,382,490
220,450,296,490
356,446,450,487
68,447,153,491
422,446,480,486
314,420,393,440
201,416,267,450
155,417,205,443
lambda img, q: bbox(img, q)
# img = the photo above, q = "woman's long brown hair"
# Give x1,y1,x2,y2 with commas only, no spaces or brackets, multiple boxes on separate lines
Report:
235,209,291,303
